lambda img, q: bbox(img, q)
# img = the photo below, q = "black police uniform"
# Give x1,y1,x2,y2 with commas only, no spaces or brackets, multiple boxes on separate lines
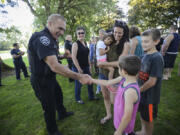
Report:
28,27,68,134
64,40,74,82
10,49,28,80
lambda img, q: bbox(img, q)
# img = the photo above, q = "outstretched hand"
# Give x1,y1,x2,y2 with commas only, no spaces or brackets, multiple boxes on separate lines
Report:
79,74,92,85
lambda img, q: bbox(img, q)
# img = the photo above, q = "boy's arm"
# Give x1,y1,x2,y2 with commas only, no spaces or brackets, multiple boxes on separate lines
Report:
92,76,122,86
140,77,157,92
114,88,138,135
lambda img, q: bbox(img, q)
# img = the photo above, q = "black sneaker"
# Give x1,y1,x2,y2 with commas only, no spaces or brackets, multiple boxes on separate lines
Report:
58,111,74,120
48,131,63,135
25,75,30,78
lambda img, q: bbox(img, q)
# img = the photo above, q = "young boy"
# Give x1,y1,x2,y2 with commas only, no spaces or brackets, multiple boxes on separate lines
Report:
136,29,164,135
91,55,141,135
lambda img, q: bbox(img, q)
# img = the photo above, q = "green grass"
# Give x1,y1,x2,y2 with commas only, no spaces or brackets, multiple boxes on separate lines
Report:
0,50,10,54
0,56,180,135
3,56,29,68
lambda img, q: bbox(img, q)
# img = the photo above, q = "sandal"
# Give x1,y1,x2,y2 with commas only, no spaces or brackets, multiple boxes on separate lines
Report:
100,116,112,124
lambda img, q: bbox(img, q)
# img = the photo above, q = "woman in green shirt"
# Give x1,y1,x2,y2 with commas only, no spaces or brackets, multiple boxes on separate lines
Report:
99,20,130,124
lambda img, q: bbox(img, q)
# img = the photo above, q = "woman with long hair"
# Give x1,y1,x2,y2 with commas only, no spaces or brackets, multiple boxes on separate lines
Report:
98,20,130,124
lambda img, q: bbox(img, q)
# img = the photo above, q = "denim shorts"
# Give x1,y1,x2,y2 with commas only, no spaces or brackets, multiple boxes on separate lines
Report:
98,73,108,80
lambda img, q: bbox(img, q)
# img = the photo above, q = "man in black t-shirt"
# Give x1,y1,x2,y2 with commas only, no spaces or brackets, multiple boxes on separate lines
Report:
10,43,29,80
28,14,91,135
64,35,74,82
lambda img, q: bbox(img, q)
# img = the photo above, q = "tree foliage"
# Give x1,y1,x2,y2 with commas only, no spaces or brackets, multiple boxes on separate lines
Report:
0,0,18,28
0,0,24,50
128,0,180,31
22,0,124,41
0,26,23,50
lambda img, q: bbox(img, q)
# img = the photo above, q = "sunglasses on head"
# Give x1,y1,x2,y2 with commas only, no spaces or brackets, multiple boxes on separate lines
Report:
78,32,85,35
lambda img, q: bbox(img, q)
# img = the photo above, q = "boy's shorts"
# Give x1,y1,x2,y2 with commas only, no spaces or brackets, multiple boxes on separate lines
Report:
138,103,158,122
164,53,177,68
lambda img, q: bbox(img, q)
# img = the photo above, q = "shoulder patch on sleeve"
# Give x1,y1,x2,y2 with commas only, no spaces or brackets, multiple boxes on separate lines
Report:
40,36,50,46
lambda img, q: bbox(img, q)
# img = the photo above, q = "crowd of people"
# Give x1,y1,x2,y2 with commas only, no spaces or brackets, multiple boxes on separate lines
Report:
1,13,179,135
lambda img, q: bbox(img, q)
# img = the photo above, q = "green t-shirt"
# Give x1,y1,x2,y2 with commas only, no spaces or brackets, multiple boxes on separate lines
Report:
100,43,120,78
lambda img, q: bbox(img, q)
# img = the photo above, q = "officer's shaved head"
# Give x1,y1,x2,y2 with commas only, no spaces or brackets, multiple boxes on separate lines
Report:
47,14,66,24
47,14,66,40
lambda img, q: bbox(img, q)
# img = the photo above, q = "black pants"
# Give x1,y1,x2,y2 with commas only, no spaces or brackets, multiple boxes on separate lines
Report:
30,76,67,133
14,60,28,79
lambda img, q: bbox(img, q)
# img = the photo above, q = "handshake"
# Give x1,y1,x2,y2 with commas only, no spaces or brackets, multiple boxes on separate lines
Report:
78,74,93,85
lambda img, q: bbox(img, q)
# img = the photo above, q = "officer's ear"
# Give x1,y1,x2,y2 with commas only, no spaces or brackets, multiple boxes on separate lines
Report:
47,21,53,28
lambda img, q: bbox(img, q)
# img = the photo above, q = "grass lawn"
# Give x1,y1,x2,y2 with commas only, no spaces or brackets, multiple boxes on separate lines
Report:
0,55,180,135
0,50,10,54
2,56,29,68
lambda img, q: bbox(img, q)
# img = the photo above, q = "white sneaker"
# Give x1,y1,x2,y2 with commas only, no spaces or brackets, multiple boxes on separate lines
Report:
96,89,100,94
162,76,168,80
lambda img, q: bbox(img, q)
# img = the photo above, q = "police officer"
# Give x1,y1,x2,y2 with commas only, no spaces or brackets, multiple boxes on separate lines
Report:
10,43,29,80
28,14,91,135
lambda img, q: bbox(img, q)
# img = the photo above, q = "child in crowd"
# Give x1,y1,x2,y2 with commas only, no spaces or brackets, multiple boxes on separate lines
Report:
92,55,141,135
96,33,115,80
136,29,164,135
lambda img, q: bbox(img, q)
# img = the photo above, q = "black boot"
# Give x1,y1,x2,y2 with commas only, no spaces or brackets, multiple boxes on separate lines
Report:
58,111,74,120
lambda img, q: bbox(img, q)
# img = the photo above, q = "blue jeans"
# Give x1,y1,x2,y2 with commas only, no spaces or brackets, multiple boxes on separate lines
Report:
99,73,108,80
97,73,108,91
72,66,94,101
